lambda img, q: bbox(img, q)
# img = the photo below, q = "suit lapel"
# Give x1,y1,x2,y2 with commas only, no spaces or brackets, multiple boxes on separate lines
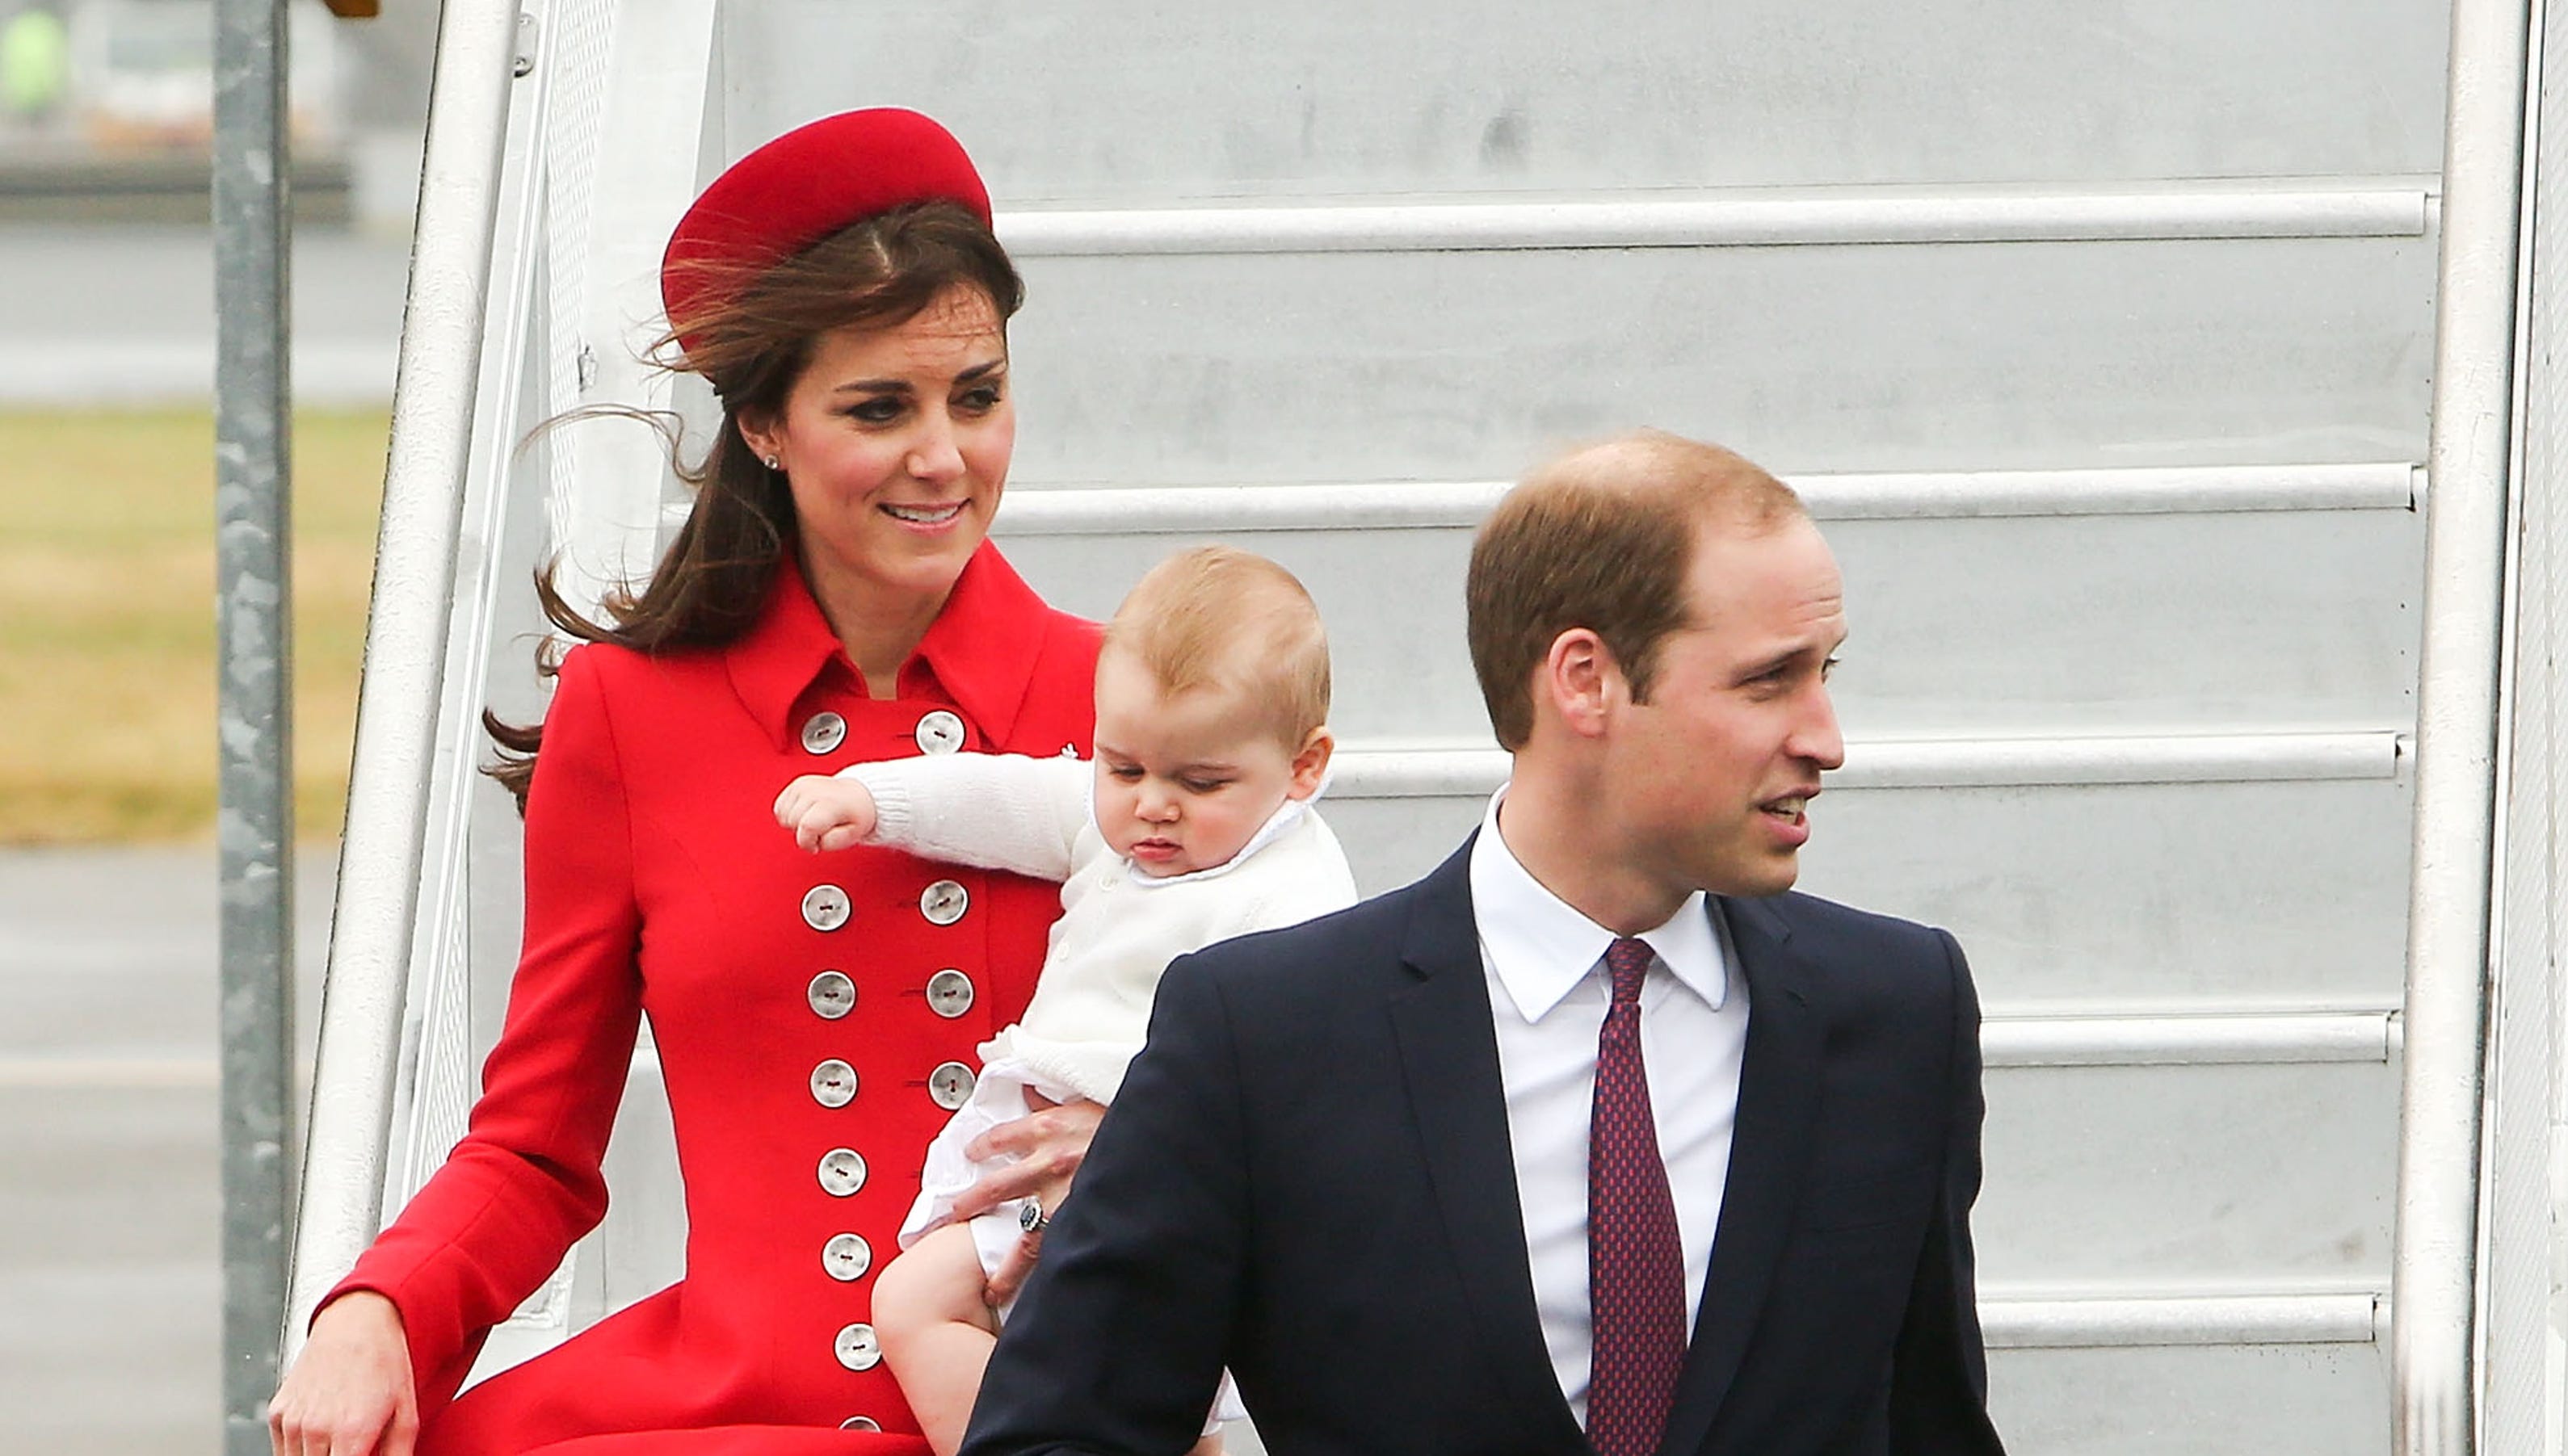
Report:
1658,895,1826,1455
1387,836,1590,1450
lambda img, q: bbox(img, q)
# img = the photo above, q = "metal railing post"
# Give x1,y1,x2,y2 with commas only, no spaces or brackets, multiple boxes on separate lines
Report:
2396,0,2537,1451
211,0,295,1447
282,0,519,1366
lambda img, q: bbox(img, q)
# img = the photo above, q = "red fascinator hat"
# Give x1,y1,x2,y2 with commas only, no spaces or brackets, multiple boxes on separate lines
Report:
659,107,993,359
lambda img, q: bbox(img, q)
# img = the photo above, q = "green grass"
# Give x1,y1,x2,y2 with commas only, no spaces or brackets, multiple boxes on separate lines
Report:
0,409,388,843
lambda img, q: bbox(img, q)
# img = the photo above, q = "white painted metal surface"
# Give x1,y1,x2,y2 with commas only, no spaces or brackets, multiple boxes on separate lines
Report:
978,463,2421,536
306,1,2469,1449
993,183,2435,258
2394,0,2531,1446
283,0,519,1367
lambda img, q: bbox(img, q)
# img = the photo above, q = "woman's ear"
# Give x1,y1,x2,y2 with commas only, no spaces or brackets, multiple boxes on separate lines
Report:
1285,727,1334,800
737,411,780,470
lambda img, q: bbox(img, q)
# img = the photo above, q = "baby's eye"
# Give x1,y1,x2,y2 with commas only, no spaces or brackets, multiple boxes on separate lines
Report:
1181,777,1231,795
1107,765,1144,781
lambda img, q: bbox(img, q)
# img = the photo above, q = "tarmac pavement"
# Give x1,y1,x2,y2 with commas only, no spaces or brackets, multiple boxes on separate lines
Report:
0,221,408,406
0,845,336,1454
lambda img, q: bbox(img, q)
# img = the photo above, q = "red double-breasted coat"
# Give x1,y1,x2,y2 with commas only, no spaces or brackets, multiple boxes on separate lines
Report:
328,543,1101,1455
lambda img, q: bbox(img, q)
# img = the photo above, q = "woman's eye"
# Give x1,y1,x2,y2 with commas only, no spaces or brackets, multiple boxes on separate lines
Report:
844,397,903,424
956,384,1004,413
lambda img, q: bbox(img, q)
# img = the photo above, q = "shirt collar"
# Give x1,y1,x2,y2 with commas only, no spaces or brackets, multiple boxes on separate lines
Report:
725,541,1057,751
1468,786,1729,1023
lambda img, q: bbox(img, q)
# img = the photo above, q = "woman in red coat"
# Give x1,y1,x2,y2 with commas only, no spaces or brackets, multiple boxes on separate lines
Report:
267,110,1103,1456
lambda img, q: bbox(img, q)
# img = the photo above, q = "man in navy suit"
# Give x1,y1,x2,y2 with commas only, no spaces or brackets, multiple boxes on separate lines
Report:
960,431,2007,1455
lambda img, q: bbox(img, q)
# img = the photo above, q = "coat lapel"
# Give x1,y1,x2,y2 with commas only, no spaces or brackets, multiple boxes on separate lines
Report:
1658,895,1826,1455
1386,836,1590,1450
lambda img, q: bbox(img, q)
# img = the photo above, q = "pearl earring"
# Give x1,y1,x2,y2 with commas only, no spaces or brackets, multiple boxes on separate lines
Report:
763,455,780,471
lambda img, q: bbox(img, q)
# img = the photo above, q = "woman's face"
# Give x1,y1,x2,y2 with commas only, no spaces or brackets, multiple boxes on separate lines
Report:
741,284,1014,609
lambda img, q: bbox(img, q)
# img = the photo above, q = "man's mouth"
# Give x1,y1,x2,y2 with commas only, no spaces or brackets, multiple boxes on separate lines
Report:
1761,795,1811,825
882,501,966,525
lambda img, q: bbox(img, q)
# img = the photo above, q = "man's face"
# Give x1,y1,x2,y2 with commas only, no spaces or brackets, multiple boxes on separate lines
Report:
1603,515,1847,900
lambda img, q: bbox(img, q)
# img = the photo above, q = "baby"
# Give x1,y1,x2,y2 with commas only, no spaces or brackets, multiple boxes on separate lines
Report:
771,544,1358,1455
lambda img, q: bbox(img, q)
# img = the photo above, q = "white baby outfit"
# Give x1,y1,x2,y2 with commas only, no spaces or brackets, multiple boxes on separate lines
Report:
840,751,1360,1272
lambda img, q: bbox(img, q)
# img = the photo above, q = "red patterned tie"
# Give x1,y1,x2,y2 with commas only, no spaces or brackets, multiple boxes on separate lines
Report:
1586,936,1687,1456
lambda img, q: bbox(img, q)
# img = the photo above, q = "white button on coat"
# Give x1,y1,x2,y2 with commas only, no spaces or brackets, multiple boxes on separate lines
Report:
834,1323,882,1371
806,971,855,1019
926,967,975,1018
801,885,851,932
919,879,969,926
809,1059,859,1109
817,1148,868,1197
928,1060,977,1110
800,711,848,755
822,1232,873,1282
914,710,965,754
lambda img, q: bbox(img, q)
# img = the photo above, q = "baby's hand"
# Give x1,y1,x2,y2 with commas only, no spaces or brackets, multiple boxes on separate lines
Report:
774,774,878,854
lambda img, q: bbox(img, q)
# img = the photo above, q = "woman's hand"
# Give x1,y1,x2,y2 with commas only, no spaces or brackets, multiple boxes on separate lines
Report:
952,1092,1105,1306
774,774,878,853
267,1290,418,1456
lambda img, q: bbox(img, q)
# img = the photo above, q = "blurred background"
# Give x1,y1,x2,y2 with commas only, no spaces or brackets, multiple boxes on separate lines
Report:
0,1,427,1448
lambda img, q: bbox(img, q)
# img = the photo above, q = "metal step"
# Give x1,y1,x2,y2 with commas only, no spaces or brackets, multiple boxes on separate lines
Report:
991,465,2422,741
990,197,2431,481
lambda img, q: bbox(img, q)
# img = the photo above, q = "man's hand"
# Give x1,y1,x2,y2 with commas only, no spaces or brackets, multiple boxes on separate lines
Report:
267,1290,418,1456
954,1092,1105,1307
773,774,878,853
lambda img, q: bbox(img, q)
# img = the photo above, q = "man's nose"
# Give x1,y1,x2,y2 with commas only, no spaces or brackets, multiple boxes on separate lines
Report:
1794,683,1847,771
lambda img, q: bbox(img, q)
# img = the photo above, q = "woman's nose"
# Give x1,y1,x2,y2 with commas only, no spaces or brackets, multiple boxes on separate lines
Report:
906,411,965,482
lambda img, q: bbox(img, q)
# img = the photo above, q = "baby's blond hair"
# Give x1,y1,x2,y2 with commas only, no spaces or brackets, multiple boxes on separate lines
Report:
1103,546,1331,751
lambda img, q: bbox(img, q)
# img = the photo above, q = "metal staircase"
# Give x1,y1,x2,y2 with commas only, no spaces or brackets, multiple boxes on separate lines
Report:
290,1,2527,1450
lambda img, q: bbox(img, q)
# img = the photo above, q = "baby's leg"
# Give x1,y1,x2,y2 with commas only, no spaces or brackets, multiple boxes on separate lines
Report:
874,1223,1004,1456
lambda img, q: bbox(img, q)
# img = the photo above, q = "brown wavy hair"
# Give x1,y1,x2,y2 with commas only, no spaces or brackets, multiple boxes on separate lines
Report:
484,200,1025,806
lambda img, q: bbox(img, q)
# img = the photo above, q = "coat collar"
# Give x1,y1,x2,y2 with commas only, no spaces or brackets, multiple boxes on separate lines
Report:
725,541,1057,752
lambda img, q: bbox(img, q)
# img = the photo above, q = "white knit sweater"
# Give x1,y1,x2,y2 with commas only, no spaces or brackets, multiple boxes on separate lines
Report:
842,753,1358,1101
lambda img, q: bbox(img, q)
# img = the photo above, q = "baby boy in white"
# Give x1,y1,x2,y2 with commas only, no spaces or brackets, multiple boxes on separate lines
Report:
771,546,1357,1456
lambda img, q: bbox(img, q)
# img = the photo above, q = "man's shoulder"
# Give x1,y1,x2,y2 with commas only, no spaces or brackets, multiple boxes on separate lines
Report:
1752,888,1952,954
1741,890,1969,1005
1173,875,1425,995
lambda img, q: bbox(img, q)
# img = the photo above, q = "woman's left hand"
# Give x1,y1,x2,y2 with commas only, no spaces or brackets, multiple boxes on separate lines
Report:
952,1090,1103,1306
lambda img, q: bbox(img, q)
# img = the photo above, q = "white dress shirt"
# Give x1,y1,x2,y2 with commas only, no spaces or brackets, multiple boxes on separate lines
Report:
1469,788,1751,1421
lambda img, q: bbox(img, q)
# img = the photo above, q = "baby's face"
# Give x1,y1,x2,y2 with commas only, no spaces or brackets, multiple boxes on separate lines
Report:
1091,649,1318,878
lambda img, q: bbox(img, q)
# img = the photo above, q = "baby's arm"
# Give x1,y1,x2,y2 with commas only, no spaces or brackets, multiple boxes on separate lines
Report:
784,753,1092,882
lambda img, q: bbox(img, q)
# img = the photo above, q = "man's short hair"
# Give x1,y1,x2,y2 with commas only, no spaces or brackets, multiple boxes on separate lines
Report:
1105,545,1333,750
1466,430,1806,750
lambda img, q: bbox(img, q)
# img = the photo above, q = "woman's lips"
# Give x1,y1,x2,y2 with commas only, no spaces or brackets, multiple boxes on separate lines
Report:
881,500,967,532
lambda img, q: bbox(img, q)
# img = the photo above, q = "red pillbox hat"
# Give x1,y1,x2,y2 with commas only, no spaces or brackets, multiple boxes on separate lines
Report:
660,107,993,357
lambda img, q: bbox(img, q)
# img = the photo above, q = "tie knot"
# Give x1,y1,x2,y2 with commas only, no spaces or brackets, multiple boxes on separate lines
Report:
1604,937,1653,1005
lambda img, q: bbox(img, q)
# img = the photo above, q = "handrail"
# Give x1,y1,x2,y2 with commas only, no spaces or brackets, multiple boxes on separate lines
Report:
994,181,2433,258
2393,0,2535,1448
280,0,520,1366
979,462,2420,537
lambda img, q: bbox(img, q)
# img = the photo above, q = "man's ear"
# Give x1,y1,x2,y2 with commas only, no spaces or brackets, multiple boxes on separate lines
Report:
1539,628,1621,741
1285,727,1334,800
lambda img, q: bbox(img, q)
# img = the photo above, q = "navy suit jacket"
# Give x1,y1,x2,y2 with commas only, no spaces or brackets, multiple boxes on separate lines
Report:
960,837,2007,1456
